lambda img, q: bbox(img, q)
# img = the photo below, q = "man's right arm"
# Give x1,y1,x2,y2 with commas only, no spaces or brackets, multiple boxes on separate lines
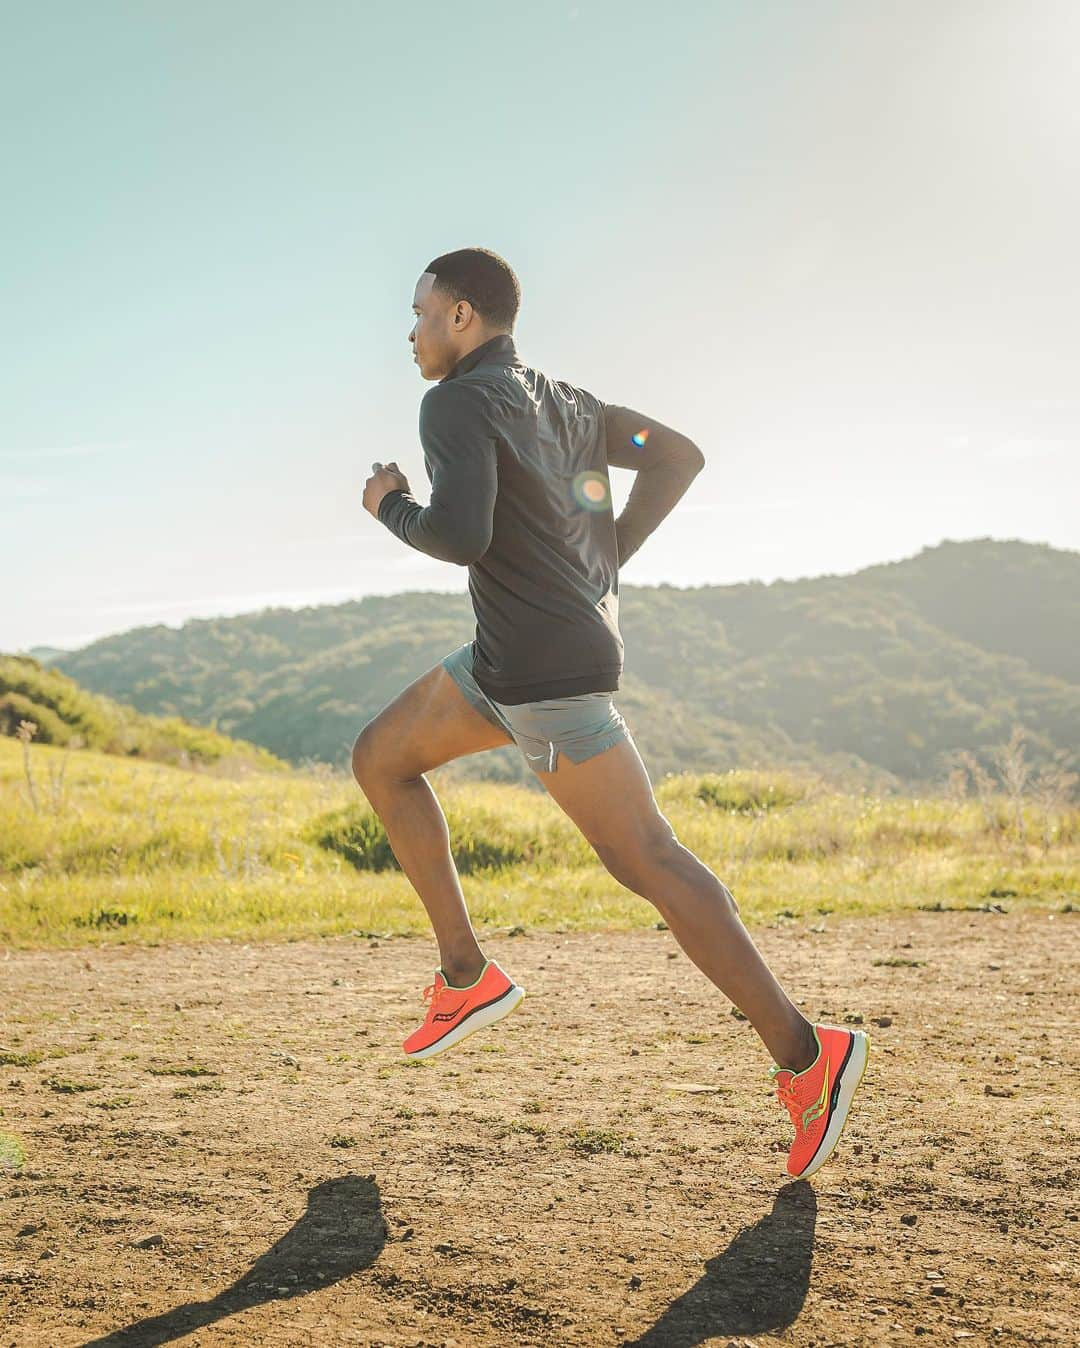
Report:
601,403,705,568
376,383,498,566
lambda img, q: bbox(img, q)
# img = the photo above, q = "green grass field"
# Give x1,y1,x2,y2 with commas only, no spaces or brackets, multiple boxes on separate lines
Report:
1,735,1076,948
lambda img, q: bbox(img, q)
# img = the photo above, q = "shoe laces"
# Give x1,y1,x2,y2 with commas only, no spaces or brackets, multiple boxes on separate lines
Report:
769,1067,803,1132
421,978,450,1020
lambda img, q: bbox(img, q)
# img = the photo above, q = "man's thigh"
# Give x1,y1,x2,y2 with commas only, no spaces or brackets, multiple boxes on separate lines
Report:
529,734,676,868
352,658,514,781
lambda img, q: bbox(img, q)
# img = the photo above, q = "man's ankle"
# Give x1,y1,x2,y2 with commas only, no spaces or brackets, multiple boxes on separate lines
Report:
776,1021,818,1075
441,956,487,988
790,1023,819,1075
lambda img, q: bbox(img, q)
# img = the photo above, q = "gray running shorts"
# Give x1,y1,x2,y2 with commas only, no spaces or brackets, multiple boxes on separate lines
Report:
441,640,632,772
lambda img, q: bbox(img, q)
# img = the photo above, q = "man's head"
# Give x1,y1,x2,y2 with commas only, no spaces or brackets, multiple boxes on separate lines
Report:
410,247,520,380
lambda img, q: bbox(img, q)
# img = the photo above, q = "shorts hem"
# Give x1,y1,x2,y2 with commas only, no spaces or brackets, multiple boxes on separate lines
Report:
559,727,632,766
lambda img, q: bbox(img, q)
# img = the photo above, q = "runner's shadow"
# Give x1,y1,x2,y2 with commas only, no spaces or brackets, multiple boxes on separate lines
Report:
81,1174,385,1347
623,1181,817,1347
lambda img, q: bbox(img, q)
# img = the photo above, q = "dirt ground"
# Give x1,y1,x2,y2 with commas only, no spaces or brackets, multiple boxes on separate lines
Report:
1,909,1076,1348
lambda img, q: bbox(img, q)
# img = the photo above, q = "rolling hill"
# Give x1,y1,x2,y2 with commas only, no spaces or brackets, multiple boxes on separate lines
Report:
18,539,1080,789
0,655,289,774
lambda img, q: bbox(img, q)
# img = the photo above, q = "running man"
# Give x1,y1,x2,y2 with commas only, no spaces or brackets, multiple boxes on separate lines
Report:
355,247,868,1178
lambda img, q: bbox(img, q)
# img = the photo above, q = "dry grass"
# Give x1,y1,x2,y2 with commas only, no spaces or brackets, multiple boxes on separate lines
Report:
1,733,1076,948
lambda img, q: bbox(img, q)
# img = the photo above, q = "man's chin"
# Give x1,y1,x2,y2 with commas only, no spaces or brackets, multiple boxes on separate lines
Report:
414,354,446,380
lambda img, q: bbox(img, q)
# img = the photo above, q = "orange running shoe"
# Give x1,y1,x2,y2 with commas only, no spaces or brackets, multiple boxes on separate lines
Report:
402,959,525,1060
768,1023,870,1178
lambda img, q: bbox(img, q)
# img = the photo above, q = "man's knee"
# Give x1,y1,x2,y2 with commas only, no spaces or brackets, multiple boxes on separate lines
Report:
352,720,427,791
592,816,680,890
351,723,381,788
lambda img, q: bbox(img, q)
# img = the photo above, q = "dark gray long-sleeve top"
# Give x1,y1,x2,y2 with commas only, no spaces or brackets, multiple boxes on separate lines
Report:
377,333,704,705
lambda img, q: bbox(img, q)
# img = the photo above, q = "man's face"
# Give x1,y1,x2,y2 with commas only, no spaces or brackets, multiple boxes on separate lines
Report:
409,272,457,380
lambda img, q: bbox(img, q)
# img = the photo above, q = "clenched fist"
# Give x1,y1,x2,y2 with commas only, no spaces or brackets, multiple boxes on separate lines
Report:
363,460,411,518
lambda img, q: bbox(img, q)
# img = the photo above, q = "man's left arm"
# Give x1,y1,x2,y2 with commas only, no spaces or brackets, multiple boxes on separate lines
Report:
373,384,498,566
601,402,706,568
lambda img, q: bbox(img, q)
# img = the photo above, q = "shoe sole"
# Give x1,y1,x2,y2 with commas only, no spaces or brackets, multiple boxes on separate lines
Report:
403,983,526,1061
794,1029,870,1179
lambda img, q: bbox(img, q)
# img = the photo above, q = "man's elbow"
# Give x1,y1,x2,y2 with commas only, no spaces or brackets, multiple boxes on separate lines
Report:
686,441,706,473
446,530,492,566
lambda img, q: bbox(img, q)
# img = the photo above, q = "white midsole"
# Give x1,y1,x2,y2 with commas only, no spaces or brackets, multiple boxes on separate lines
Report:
405,985,526,1061
799,1030,870,1178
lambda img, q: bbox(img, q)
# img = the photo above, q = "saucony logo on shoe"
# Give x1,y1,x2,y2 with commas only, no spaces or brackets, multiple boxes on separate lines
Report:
433,1003,468,1022
801,1055,831,1128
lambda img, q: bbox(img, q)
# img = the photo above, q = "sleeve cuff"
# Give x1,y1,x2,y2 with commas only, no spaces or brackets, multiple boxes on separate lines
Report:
377,487,408,525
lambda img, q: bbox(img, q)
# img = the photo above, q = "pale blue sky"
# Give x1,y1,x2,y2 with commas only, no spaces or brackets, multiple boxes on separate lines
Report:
3,1,1078,652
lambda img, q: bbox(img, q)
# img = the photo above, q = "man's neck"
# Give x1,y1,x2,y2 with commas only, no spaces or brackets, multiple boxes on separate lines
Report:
441,331,517,383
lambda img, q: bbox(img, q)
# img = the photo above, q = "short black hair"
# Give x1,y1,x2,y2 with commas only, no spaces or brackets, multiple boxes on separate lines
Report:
424,247,520,332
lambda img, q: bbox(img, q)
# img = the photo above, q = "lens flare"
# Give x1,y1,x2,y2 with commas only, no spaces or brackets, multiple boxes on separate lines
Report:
571,471,611,511
632,428,649,447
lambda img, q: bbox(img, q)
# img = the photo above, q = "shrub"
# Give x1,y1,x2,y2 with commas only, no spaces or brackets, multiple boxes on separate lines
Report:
694,769,814,814
304,800,529,875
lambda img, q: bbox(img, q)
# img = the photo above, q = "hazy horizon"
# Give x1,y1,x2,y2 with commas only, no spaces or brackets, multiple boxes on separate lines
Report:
14,533,1074,657
4,2,1077,653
